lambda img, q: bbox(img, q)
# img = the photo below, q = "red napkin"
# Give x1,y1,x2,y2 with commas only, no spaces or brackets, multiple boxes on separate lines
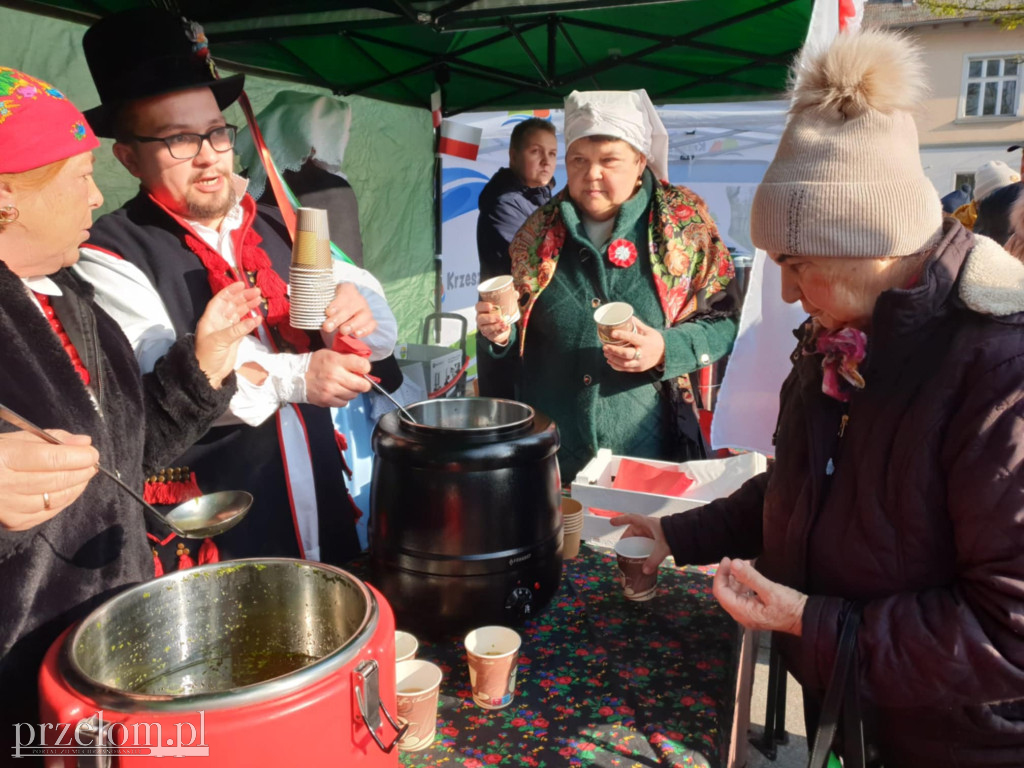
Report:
614,458,694,496
332,334,371,357
332,334,380,382
588,458,694,518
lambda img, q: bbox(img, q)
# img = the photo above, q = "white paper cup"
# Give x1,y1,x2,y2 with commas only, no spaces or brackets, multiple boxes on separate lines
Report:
289,262,334,328
396,660,443,752
479,275,520,324
594,302,636,346
395,630,419,664
613,536,659,601
464,626,521,709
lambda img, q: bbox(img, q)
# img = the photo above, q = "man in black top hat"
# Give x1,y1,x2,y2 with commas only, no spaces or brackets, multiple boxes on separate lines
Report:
74,8,396,568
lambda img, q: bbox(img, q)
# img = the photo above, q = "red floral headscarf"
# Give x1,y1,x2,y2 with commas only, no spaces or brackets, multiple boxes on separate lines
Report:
0,68,98,173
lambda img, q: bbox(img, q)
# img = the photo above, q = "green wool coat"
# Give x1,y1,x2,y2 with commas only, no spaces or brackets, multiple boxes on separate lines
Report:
491,171,738,482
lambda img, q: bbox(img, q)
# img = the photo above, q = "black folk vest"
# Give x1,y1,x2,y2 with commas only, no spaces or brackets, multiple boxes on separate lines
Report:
86,192,360,568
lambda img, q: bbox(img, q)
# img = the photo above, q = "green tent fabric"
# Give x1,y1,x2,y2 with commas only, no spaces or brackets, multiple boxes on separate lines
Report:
2,0,812,114
0,6,435,340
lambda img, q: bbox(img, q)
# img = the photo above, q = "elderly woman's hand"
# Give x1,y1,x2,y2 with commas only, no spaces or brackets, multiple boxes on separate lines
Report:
609,514,671,575
712,557,807,636
475,300,512,346
603,316,666,373
194,282,264,389
0,430,99,531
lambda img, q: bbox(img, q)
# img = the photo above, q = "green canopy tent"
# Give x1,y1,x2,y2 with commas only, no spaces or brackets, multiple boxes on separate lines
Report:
3,0,812,114
0,0,814,333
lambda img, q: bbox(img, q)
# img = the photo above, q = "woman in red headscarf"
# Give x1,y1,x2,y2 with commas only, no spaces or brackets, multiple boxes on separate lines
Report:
0,67,262,740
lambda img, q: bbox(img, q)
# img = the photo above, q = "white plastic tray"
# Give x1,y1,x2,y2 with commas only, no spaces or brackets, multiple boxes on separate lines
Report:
570,450,767,547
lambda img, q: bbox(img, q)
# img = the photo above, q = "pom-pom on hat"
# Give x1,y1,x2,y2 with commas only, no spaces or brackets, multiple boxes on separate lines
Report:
973,160,1020,203
0,67,99,174
751,30,943,258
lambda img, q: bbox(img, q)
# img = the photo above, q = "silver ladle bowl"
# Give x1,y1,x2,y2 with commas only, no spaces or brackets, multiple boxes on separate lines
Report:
0,403,252,539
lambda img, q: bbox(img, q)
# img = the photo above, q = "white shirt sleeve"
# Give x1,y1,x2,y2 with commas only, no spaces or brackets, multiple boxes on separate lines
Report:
73,247,177,374
327,259,398,360
74,247,308,427
228,338,311,426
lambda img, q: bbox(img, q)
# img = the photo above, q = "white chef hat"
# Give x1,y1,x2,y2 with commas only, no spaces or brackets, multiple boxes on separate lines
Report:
563,89,669,181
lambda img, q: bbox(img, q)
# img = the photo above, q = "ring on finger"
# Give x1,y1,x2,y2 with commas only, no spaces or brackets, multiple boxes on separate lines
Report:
42,491,51,510
633,347,642,362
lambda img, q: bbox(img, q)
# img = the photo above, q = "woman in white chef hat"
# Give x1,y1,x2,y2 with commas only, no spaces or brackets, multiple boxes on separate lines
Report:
475,89,739,480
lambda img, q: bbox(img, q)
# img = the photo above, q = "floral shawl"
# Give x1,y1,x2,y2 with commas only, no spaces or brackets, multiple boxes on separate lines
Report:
508,180,735,352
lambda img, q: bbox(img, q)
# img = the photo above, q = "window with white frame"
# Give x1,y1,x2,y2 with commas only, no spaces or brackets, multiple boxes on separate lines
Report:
962,54,1022,118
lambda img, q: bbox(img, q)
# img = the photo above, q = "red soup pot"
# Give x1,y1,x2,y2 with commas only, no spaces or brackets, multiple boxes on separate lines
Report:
37,559,403,766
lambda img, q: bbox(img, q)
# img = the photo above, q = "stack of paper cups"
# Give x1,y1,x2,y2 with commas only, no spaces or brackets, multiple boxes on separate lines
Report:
561,498,584,559
289,207,335,330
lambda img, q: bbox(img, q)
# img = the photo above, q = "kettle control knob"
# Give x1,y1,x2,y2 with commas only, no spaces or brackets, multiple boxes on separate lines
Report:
505,586,534,617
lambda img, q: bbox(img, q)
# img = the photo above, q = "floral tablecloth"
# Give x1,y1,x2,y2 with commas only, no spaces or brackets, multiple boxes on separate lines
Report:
389,544,740,768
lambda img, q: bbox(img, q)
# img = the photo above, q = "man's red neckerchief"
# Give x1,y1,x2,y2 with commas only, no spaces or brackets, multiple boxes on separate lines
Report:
153,193,313,353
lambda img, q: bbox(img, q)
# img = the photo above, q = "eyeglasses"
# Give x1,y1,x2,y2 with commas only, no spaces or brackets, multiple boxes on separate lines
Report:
131,125,238,160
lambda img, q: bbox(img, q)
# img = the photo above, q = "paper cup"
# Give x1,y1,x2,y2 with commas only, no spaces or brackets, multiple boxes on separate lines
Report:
464,626,521,710
560,497,584,542
290,231,331,269
594,302,636,346
395,630,419,664
396,660,443,752
614,536,658,601
479,275,520,324
563,530,581,559
289,262,334,329
291,209,332,270
296,207,330,238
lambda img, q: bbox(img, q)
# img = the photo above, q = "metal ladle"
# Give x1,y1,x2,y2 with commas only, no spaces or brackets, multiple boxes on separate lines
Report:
0,404,252,539
361,374,418,423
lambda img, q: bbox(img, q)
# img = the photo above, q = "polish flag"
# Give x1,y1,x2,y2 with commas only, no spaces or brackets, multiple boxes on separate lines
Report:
438,120,483,160
430,89,442,129
839,0,866,31
805,0,864,49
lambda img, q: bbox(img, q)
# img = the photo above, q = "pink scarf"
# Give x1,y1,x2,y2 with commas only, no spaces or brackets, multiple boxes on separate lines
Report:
803,320,867,402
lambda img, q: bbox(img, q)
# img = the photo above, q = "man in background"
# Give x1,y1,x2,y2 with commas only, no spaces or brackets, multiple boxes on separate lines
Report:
970,159,1023,246
475,118,557,398
952,159,1021,235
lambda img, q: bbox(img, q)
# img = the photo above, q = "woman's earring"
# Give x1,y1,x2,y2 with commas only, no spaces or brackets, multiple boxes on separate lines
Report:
0,206,19,223
635,178,642,189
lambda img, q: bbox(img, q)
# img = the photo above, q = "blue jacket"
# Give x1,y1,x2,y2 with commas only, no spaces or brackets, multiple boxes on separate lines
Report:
476,167,552,281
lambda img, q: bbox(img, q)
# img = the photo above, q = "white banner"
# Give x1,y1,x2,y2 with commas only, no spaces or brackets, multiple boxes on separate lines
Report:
711,0,864,455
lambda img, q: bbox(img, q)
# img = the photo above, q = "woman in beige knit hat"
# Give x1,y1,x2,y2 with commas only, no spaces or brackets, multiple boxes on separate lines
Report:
613,30,1024,767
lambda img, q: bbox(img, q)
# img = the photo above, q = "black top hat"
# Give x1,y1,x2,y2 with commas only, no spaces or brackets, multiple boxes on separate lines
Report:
82,8,244,139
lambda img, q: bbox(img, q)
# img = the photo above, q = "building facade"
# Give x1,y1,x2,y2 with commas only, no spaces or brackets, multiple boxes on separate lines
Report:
864,0,1024,195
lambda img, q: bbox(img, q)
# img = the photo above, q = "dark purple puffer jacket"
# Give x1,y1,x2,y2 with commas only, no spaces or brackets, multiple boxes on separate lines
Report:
662,221,1024,767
